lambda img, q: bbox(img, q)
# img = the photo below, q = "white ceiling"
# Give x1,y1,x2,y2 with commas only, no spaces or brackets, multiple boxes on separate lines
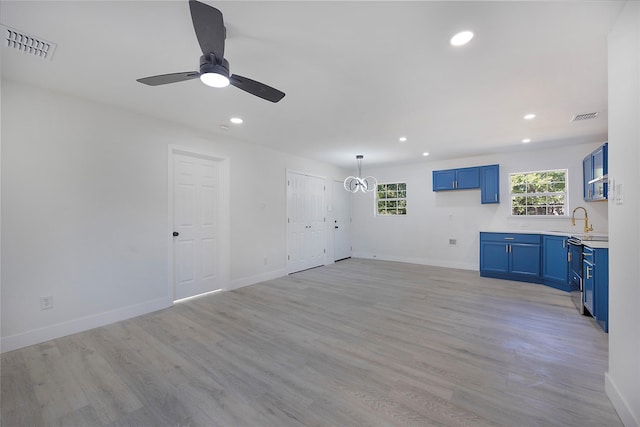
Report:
1,1,623,168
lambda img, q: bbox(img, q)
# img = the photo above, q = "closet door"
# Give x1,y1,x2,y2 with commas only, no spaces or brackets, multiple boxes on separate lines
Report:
287,171,326,273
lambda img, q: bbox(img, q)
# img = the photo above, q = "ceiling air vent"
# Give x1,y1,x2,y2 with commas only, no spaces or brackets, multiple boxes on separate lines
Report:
570,112,599,122
1,24,57,60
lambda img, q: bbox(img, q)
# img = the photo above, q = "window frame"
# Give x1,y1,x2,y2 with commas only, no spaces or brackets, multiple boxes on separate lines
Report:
509,169,569,217
375,182,407,216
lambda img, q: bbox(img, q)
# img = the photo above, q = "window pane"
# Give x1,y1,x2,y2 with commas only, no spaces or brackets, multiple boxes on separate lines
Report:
549,182,565,192
548,171,566,182
528,196,547,206
388,183,397,191
398,183,406,191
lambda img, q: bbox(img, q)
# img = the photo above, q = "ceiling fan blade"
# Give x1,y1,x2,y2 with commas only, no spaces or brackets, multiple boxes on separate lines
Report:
137,72,201,86
189,0,225,59
230,74,285,103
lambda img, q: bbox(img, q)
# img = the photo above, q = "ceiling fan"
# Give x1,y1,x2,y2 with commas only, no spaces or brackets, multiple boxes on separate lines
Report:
136,0,285,103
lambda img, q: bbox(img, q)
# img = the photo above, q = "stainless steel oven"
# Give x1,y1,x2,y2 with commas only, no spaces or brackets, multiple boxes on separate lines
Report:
568,237,585,314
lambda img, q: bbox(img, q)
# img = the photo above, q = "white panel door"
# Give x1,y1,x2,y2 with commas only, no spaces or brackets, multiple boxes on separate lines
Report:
173,153,222,300
333,180,351,261
307,175,326,267
286,172,308,274
287,172,326,273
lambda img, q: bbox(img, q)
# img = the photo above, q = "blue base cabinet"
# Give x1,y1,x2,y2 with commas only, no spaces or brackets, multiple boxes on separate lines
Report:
480,233,541,281
583,246,609,332
542,235,570,291
480,233,575,292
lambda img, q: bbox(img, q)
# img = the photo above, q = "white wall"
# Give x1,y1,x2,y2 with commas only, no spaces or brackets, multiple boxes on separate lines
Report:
606,2,640,426
351,143,608,270
0,79,347,351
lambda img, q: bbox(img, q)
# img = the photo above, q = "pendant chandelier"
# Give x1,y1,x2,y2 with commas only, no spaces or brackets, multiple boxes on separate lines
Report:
344,155,377,193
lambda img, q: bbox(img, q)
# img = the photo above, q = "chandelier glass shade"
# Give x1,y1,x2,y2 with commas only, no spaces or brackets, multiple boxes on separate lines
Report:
344,155,377,193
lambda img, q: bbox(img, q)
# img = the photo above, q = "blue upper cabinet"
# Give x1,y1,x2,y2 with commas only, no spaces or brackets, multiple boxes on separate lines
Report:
433,164,499,203
433,167,479,191
480,165,500,204
432,169,457,191
583,142,608,201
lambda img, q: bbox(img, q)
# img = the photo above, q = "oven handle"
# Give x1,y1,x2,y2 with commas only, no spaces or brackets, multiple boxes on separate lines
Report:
568,238,583,245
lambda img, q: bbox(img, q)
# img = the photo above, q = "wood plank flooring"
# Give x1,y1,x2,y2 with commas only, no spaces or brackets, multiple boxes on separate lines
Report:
1,259,622,426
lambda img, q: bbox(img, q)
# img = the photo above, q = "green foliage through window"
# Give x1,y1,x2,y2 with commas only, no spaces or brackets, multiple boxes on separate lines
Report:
377,182,407,215
510,170,567,216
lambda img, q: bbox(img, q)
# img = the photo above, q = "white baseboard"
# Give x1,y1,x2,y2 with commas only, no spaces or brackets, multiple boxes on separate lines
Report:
606,372,640,427
227,268,287,291
351,252,477,271
1,297,172,353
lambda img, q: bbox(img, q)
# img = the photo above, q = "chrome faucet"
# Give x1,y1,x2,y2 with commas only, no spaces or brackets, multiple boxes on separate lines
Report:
571,206,593,234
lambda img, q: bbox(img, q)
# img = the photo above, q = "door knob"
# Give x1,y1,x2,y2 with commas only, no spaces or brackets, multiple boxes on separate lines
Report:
173,232,179,237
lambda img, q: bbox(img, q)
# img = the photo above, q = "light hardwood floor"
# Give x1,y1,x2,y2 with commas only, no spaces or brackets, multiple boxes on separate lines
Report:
1,259,622,426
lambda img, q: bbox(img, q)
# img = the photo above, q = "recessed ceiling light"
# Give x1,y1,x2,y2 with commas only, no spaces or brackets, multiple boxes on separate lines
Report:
423,152,430,157
230,117,243,124
219,124,229,131
522,138,531,143
399,137,407,142
524,113,536,120
450,31,474,46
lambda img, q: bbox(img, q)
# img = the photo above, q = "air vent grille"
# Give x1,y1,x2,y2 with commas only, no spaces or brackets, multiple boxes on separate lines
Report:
571,112,599,122
1,24,57,60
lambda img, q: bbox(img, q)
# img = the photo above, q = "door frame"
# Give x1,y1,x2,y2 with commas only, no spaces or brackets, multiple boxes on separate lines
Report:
168,145,230,302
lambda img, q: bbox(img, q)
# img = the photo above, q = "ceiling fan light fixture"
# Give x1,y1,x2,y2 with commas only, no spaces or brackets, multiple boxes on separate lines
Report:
200,72,230,88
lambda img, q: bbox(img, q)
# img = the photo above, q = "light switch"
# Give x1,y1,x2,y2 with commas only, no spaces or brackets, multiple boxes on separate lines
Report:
615,183,623,205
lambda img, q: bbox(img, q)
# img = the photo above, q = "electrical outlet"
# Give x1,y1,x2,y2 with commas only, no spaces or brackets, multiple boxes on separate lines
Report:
40,296,53,310
264,257,268,265
449,238,457,246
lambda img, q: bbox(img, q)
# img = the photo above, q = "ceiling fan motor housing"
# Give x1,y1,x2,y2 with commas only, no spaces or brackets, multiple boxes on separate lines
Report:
200,54,229,78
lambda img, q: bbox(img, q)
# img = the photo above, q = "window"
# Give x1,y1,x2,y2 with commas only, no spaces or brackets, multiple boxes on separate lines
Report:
510,170,567,216
376,182,407,215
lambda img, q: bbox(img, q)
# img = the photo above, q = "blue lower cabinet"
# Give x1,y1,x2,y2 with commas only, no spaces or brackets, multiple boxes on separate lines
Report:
542,235,571,291
480,233,574,292
583,246,609,332
480,233,541,280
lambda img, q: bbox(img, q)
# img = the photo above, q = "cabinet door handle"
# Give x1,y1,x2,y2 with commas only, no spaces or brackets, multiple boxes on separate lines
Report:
494,193,497,201
568,252,571,262
586,266,592,279
505,245,509,253
504,237,515,240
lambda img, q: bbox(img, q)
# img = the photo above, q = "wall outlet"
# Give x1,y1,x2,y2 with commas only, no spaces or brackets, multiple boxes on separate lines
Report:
40,296,53,310
449,238,458,246
264,257,268,266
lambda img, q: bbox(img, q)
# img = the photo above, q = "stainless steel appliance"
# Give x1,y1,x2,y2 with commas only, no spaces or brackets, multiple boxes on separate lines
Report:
568,237,585,314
